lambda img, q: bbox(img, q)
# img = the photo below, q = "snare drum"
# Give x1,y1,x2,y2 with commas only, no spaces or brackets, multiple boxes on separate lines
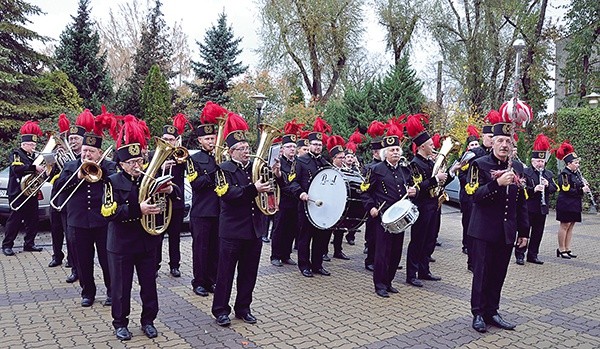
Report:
305,168,367,230
380,199,419,234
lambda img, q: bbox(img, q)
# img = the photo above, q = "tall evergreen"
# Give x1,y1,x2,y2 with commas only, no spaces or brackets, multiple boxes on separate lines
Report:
189,11,247,105
118,0,173,116
140,64,171,136
54,0,113,114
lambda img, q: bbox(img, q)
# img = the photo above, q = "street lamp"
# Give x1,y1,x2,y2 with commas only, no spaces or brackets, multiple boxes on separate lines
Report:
250,92,267,141
583,92,600,108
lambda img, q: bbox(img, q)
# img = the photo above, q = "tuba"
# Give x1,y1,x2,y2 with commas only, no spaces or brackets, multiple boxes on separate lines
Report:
138,137,176,235
251,123,282,215
214,115,228,165
432,136,460,207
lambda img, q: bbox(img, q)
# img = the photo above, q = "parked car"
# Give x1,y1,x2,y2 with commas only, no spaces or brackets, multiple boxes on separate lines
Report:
445,176,460,204
0,166,53,225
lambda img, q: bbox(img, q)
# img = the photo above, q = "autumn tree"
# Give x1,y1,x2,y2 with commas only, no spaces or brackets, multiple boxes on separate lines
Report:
258,0,364,105
375,0,421,65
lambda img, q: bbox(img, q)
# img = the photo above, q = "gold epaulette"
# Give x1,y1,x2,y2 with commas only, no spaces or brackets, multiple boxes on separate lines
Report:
412,173,422,185
288,173,296,182
50,173,60,185
465,182,479,195
561,173,570,192
214,170,228,197
186,171,198,183
460,163,469,171
360,168,371,192
101,183,117,217
11,161,24,166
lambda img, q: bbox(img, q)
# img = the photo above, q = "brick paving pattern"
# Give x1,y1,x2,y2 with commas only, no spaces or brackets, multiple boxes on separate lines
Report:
1,205,599,348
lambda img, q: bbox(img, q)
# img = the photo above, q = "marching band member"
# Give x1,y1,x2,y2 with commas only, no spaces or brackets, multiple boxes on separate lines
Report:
103,117,180,340
270,120,302,267
288,118,332,278
2,121,45,256
188,115,220,296
296,132,310,156
211,113,275,326
54,132,116,307
155,114,190,278
555,141,589,259
467,119,529,333
481,110,498,153
363,121,386,270
343,130,365,245
327,135,350,260
361,132,417,297
515,134,557,265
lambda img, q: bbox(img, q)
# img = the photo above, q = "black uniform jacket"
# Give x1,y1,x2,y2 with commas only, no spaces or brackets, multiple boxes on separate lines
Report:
457,147,487,204
278,155,299,210
466,153,529,245
361,161,416,214
410,154,453,209
523,167,557,214
556,168,585,213
54,159,117,229
103,171,182,254
189,149,219,218
216,160,267,240
7,148,37,200
288,152,331,199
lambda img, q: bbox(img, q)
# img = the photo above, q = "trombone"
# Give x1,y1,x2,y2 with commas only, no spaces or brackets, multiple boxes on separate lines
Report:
50,146,113,212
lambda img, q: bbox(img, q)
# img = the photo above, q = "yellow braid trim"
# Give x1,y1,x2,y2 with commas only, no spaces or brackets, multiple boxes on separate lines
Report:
49,173,60,185
288,173,296,182
460,163,470,171
186,171,198,183
524,189,529,200
215,183,229,197
412,174,423,185
360,182,370,192
465,182,479,195
101,202,117,217
11,161,24,166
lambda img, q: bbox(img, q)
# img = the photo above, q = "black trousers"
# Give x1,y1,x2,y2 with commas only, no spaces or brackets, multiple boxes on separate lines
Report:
297,211,329,272
190,216,219,289
157,208,184,270
50,208,65,262
71,225,110,299
65,213,79,275
270,206,297,261
108,248,159,329
364,216,377,267
406,206,440,279
470,238,513,317
332,230,344,255
461,200,474,268
211,237,262,317
373,219,404,291
2,196,38,249
515,212,547,260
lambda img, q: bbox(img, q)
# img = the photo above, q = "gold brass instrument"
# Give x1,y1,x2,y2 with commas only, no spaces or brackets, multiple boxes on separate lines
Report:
139,137,176,235
162,136,189,177
214,116,228,165
9,136,57,211
49,147,113,211
432,136,460,207
54,134,77,170
251,123,282,215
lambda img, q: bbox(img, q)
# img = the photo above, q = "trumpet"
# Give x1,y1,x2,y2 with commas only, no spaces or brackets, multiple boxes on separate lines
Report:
50,147,113,212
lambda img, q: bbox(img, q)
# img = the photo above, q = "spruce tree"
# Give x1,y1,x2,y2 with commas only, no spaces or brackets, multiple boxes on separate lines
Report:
140,64,171,136
54,0,113,114
189,11,247,105
118,0,173,116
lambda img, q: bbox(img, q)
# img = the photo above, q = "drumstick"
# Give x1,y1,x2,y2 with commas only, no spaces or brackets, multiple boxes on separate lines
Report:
377,201,386,212
308,199,323,207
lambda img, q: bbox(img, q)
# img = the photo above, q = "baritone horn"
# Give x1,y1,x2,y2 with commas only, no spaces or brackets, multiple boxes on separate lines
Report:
251,123,282,215
432,136,460,207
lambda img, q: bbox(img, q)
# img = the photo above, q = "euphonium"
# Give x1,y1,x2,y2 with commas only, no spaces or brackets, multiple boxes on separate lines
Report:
214,115,228,165
251,123,282,215
139,137,176,235
432,136,460,207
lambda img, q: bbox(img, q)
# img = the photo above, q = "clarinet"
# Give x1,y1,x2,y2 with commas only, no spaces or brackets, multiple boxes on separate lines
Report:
539,168,546,206
577,170,598,210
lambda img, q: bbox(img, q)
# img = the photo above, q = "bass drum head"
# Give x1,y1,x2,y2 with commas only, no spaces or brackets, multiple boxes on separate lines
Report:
381,199,414,225
306,168,349,229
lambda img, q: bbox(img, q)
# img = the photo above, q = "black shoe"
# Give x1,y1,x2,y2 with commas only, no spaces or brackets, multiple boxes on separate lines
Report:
472,315,487,333
376,289,389,298
428,256,436,262
81,298,94,307
103,297,112,306
418,273,442,281
216,314,231,327
301,269,314,277
462,247,468,254
141,324,158,338
66,273,78,283
313,268,331,276
283,258,297,265
406,278,423,287
397,265,403,270
333,252,350,260
365,264,375,272
235,313,257,324
527,257,544,265
209,284,216,293
556,249,571,259
23,245,42,252
271,259,283,267
516,258,525,265
48,259,62,267
322,254,331,262
2,248,15,256
487,314,516,330
193,286,209,297
566,250,577,258
115,327,132,340
347,240,355,245
387,286,399,294
261,236,270,243
170,268,181,277
435,241,442,247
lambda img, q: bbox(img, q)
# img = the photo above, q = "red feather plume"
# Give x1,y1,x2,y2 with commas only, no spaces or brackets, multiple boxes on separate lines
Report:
431,133,441,149
367,121,386,138
299,130,310,140
555,141,575,161
172,113,190,135
349,129,365,144
326,135,346,152
346,141,358,153
20,120,43,136
117,115,147,148
94,106,119,140
223,112,249,138
533,133,551,152
405,113,428,138
313,117,331,134
284,119,304,135
76,109,95,132
200,101,228,124
466,125,479,138
58,114,70,133
484,109,502,125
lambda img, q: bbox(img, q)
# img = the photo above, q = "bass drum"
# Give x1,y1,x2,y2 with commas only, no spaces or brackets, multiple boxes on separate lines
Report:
305,167,367,230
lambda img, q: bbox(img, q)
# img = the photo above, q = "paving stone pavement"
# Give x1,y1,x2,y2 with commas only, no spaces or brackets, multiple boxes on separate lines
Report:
1,204,599,348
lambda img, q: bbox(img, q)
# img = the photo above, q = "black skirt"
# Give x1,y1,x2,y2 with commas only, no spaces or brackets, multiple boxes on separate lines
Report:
556,209,582,223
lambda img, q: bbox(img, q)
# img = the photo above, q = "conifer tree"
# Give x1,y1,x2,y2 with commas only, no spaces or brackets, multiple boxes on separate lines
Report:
140,64,171,136
54,0,113,113
189,11,247,105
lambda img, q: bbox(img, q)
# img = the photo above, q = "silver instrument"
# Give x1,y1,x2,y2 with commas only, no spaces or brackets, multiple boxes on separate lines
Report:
381,198,419,234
